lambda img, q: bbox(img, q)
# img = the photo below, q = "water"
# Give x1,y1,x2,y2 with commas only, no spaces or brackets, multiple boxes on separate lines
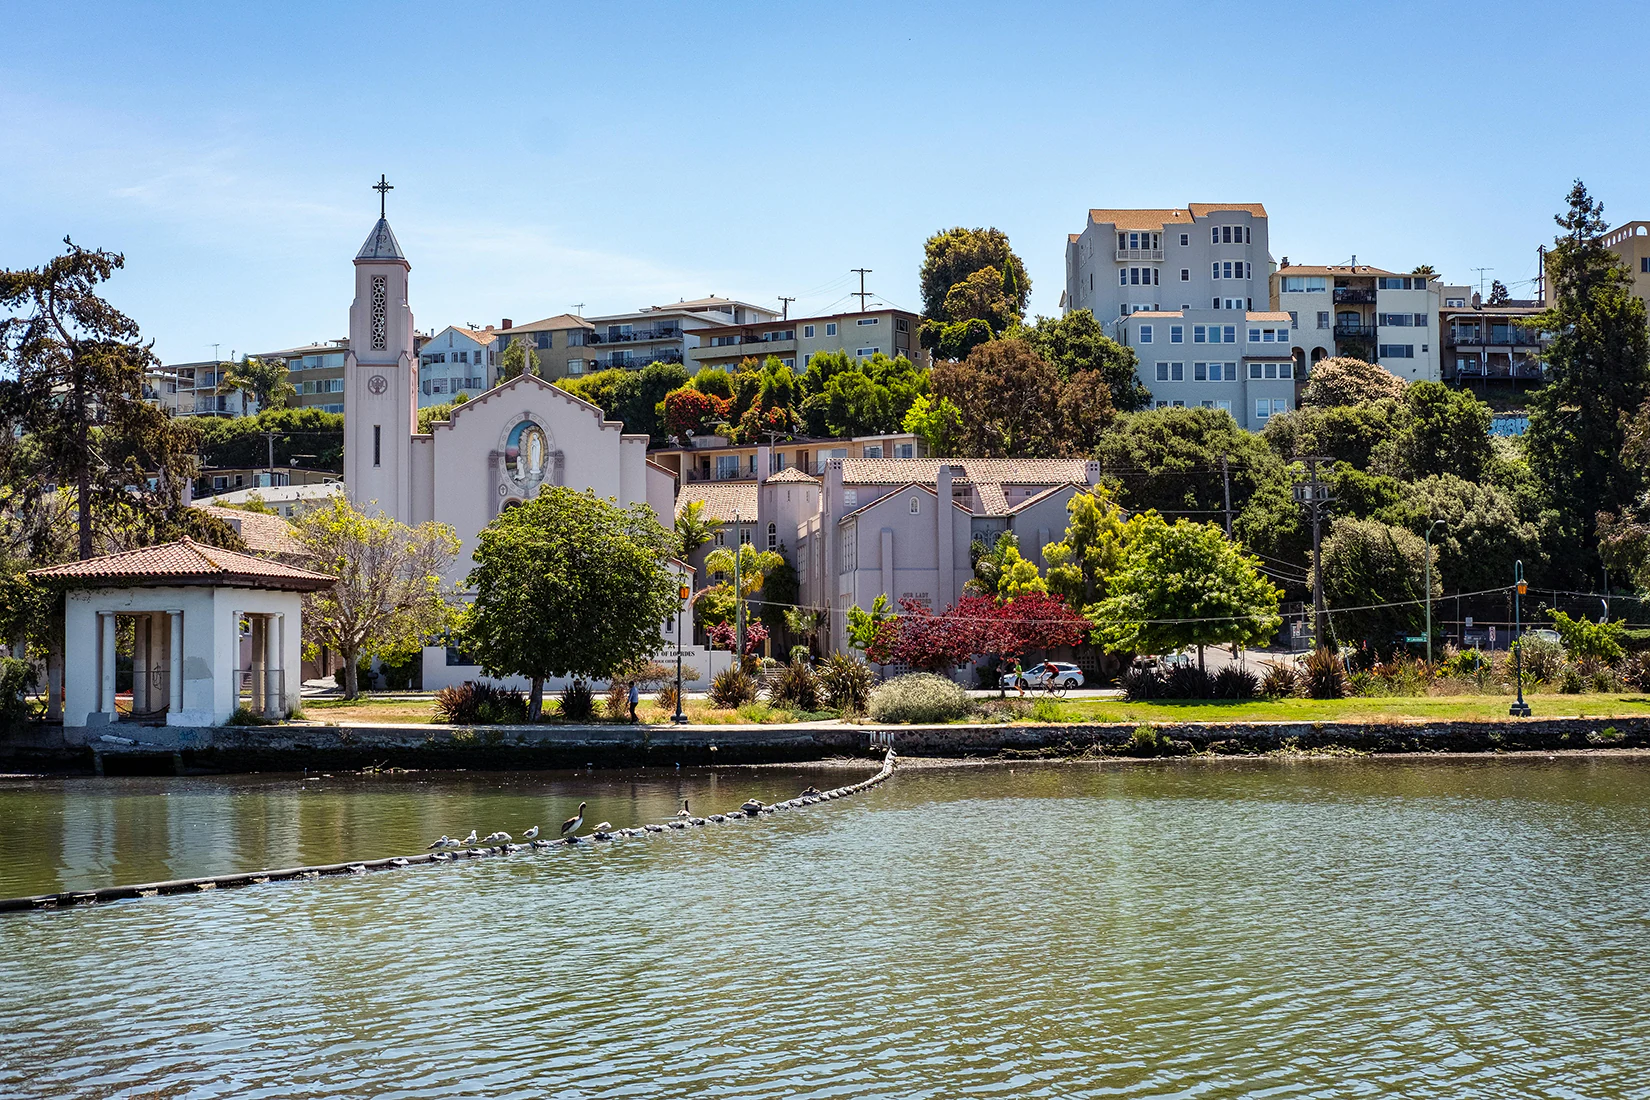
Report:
3,757,1649,1098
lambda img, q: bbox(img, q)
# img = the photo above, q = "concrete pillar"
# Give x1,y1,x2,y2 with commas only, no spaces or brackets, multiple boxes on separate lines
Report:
132,613,149,714
880,527,895,609
168,611,184,715
263,614,282,719
248,615,264,714
98,611,116,717
936,465,957,610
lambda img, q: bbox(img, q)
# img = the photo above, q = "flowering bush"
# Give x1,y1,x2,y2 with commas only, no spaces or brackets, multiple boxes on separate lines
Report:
868,673,976,724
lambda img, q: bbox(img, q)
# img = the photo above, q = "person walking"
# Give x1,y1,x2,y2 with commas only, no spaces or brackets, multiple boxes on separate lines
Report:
1013,657,1025,698
628,681,640,723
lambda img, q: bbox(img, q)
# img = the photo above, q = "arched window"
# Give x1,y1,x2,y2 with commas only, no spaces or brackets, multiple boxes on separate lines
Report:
767,522,777,551
1311,346,1329,364
909,496,921,514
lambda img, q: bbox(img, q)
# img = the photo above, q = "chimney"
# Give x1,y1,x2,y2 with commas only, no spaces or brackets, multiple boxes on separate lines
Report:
935,464,959,610
755,444,771,486
501,318,513,330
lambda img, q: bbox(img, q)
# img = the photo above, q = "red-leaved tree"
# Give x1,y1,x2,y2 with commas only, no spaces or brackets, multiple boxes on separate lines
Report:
868,592,1090,672
663,388,731,445
709,619,769,655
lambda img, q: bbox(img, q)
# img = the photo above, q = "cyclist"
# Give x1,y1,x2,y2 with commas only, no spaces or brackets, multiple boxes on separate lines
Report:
1040,659,1060,693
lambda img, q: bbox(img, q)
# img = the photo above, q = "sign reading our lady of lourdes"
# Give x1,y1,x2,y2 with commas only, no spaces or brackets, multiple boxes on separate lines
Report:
337,181,679,687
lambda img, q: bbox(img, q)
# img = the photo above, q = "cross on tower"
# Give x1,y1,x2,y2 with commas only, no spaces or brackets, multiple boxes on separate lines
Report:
373,174,393,218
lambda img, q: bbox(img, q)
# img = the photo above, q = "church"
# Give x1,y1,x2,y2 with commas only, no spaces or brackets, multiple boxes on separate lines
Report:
339,198,686,690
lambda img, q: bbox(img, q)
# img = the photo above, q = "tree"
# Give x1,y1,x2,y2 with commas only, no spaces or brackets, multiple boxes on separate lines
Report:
931,338,1064,457
941,266,1017,331
1013,310,1153,411
662,387,730,445
919,318,995,361
1299,357,1408,408
1094,406,1284,519
1383,474,1539,595
1525,181,1650,570
967,532,1046,598
920,227,1031,324
1092,516,1282,671
866,596,975,672
462,486,678,719
798,351,928,439
1312,516,1437,651
220,356,295,413
1390,382,1493,481
196,407,345,474
1487,279,1511,306
497,340,540,382
1599,400,1650,593
972,591,1091,668
1411,264,1437,277
1058,369,1119,454
1262,401,1400,469
674,499,721,558
903,394,962,455
846,593,893,653
703,543,784,601
1042,484,1145,613
292,495,460,699
0,239,202,560
1546,609,1626,662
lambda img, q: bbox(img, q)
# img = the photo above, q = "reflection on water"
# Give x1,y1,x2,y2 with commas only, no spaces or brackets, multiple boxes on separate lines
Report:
3,757,1649,1098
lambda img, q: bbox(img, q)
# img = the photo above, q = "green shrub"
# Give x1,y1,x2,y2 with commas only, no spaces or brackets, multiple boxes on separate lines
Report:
708,666,757,708
1558,665,1584,694
1119,667,1163,701
1546,610,1626,663
1259,663,1298,698
1303,648,1347,699
1129,723,1171,755
868,673,975,724
766,658,820,710
434,681,527,724
1031,698,1063,723
817,654,873,715
559,681,595,721
0,657,34,736
1163,665,1214,699
1213,667,1258,700
226,705,275,726
1515,634,1566,683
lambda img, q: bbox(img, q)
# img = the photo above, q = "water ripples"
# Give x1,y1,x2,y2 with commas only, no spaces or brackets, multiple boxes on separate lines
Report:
3,758,1650,1097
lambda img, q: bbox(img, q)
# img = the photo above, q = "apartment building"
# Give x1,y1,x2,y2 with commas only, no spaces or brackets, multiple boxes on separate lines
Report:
145,360,252,417
685,307,927,372
1269,262,1441,382
259,340,350,413
1114,310,1298,429
1601,221,1650,310
492,314,595,381
418,325,499,407
582,297,780,376
655,431,924,485
1437,285,1547,384
1063,203,1272,323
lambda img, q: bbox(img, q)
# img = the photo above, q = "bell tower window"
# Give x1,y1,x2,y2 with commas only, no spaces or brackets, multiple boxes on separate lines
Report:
370,276,388,350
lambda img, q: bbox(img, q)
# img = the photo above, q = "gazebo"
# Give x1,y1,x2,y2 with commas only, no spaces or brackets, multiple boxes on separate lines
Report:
29,538,336,728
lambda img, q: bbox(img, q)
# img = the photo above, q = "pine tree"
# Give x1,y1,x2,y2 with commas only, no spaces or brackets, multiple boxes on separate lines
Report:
1525,181,1650,571
1487,279,1511,305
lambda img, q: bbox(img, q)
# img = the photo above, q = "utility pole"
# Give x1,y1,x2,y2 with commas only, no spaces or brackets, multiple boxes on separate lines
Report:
732,513,744,661
1424,518,1446,663
851,268,873,311
777,296,794,321
1293,457,1335,649
1536,245,1547,305
1220,456,1233,537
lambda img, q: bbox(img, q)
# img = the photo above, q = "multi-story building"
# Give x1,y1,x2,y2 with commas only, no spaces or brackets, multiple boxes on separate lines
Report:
1270,262,1441,382
1437,285,1547,385
1114,310,1298,429
491,314,596,382
417,325,499,407
685,307,927,373
145,360,252,417
261,339,350,413
1601,221,1650,311
582,297,780,376
657,431,925,485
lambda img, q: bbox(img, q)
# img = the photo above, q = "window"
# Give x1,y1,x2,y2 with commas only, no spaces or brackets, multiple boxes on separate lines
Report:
909,496,920,514
1377,276,1425,290
1280,276,1328,293
714,530,725,547
857,317,879,326
1255,398,1272,421
803,324,815,338
373,425,381,467
767,522,777,551
1194,326,1206,343
897,318,908,332
432,378,447,394
1212,262,1220,279
1194,362,1208,381
1248,328,1261,343
1170,325,1183,343
1211,227,1220,244
566,358,584,375
1221,361,1237,380
1642,257,1650,273
863,444,883,458
1378,344,1416,359
1316,311,1329,329
1171,362,1184,381
739,527,752,545
1120,267,1128,286
1223,325,1236,343
715,455,740,479
825,323,837,336
1139,325,1153,344
1156,362,1169,381
1445,298,1466,308
535,332,552,350
843,488,857,507
1179,233,1189,246
1181,268,1190,281
855,347,879,356
1217,400,1231,413
1212,297,1221,309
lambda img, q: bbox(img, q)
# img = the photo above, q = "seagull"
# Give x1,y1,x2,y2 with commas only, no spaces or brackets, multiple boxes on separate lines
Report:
522,826,539,840
560,802,587,839
483,831,512,845
426,835,451,850
677,799,691,818
592,821,612,833
459,830,477,846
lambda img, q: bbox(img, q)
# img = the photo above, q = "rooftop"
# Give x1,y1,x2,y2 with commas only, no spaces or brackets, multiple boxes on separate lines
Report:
191,505,307,557
356,217,406,262
765,467,820,485
838,458,1093,486
29,538,336,592
675,481,759,523
1086,203,1268,231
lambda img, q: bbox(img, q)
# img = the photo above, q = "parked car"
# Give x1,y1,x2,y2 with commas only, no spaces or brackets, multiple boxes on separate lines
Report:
1001,662,1086,689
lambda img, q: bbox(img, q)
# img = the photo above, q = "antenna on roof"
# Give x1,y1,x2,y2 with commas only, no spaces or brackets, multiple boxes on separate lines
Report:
571,303,585,316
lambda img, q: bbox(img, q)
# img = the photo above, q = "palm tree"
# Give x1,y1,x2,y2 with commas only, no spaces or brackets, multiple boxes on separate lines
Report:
674,499,721,557
220,356,296,414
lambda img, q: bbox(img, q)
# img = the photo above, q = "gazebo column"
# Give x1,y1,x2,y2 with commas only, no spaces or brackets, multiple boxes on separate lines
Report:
98,611,116,717
132,613,149,714
168,610,184,716
248,614,264,714
263,614,283,719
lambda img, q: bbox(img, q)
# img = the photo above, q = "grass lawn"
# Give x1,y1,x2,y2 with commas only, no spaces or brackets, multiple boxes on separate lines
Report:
1034,693,1650,725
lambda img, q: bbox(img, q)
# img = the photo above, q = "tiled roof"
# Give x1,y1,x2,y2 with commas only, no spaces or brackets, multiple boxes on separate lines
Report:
501,314,594,333
838,458,1092,486
837,482,971,524
765,467,819,484
675,481,759,523
451,326,499,345
974,482,1010,516
1087,203,1266,231
1187,202,1267,219
1011,482,1086,514
29,538,337,591
192,506,307,557
1274,264,1401,277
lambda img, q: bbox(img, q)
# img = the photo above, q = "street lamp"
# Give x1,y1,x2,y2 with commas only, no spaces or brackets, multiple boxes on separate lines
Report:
1424,518,1446,664
1509,559,1531,717
673,578,691,724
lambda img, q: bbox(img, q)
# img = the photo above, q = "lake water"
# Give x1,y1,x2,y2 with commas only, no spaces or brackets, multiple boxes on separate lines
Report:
3,757,1648,1098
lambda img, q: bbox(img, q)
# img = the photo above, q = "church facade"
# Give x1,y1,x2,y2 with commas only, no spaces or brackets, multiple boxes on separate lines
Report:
341,210,690,690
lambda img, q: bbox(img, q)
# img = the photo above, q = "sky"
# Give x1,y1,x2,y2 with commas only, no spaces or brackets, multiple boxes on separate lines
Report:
3,0,1648,365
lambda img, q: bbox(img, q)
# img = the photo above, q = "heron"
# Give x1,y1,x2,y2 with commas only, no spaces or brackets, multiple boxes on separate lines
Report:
560,803,586,839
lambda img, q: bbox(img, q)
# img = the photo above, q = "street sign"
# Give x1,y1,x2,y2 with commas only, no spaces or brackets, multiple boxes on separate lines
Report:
1489,626,1498,644
1465,616,1474,630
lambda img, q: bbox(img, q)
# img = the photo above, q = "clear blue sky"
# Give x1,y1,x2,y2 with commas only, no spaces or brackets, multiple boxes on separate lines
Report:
4,1,1647,364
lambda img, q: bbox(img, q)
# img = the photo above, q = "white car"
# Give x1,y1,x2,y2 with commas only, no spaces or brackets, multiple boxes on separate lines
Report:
1001,662,1086,690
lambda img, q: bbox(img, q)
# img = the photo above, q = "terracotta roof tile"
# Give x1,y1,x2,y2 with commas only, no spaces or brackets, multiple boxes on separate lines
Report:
974,482,1010,516
1086,203,1267,231
29,538,336,591
192,506,307,557
1010,482,1086,514
765,467,819,484
838,458,1093,486
675,481,759,523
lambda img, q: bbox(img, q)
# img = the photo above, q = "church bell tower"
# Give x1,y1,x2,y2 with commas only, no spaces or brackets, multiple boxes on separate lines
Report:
343,175,416,525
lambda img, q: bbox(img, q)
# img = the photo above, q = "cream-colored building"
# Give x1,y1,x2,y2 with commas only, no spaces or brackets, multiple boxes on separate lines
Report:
1601,221,1650,311
1269,262,1441,382
652,431,925,486
491,314,596,382
686,307,926,373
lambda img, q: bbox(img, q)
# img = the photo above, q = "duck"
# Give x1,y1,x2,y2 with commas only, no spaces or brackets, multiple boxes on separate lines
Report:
741,799,764,815
667,819,686,830
560,803,586,839
522,826,539,840
800,785,820,798
644,823,666,833
707,813,726,823
677,799,691,819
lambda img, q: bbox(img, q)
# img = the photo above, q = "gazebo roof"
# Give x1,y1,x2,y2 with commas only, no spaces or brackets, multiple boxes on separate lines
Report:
28,538,337,592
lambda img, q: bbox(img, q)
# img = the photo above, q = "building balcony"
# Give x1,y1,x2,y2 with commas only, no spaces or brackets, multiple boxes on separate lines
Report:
587,328,682,345
690,338,798,361
1332,288,1376,304
1447,330,1545,348
1115,249,1165,262
601,351,685,369
1333,323,1375,339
